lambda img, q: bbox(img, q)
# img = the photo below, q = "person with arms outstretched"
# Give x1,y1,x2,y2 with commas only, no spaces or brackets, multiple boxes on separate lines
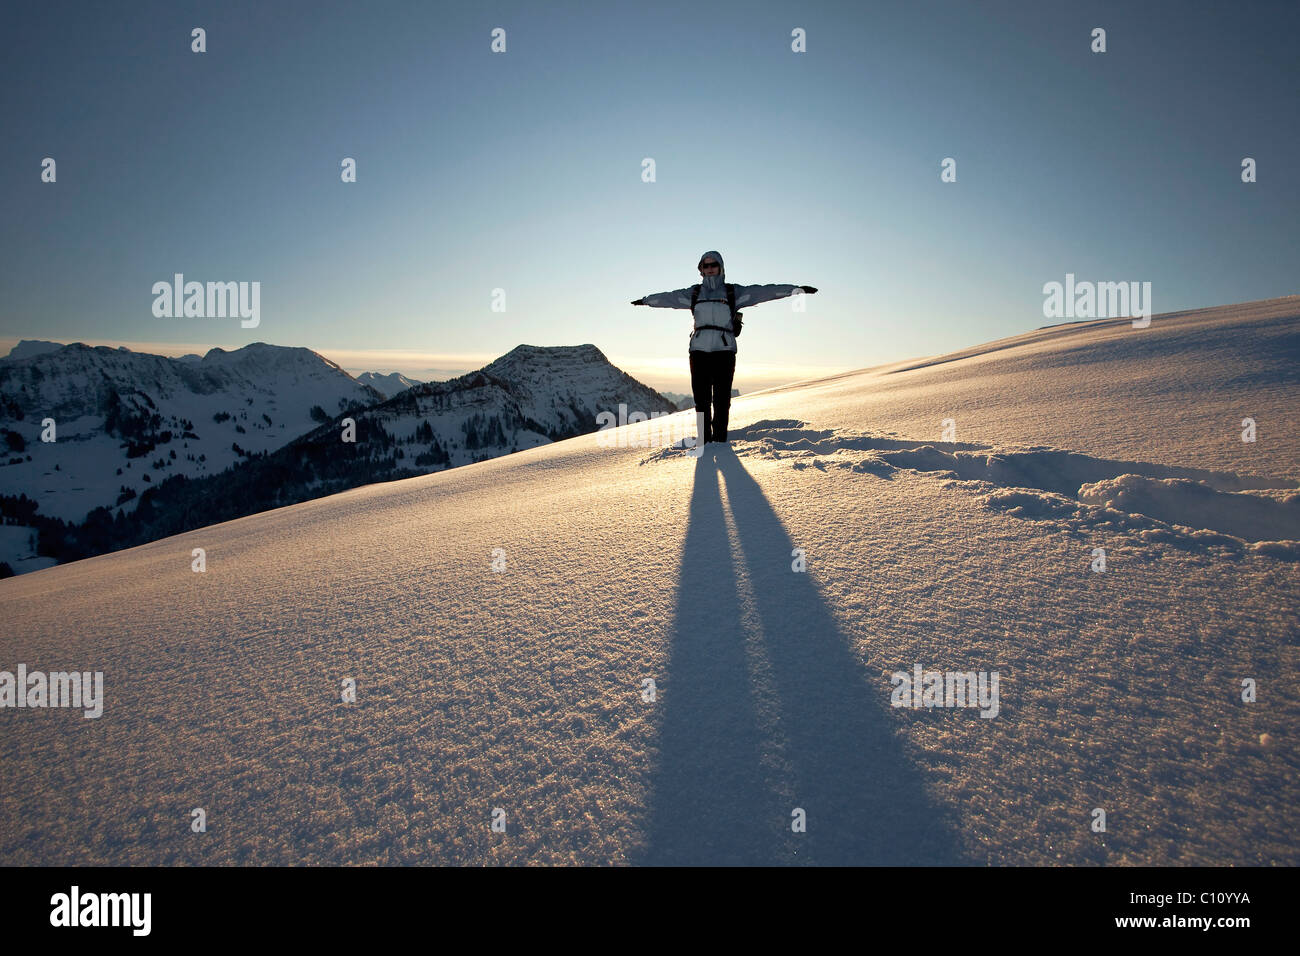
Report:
631,250,816,448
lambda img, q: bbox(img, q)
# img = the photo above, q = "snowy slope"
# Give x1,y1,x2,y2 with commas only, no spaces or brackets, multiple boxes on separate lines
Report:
0,524,55,576
0,297,1296,866
0,342,383,523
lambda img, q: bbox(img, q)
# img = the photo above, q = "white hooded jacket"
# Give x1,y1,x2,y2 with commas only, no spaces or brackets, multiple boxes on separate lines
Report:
638,250,802,353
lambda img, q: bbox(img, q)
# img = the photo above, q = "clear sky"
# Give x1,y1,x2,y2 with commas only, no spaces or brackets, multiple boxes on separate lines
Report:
2,0,1296,395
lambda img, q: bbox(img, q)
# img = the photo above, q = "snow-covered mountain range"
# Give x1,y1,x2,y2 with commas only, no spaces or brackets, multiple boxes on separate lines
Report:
356,370,424,400
289,343,677,466
0,340,678,575
0,341,384,524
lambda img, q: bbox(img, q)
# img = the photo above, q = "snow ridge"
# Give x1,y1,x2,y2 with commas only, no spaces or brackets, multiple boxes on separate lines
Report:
647,419,1300,559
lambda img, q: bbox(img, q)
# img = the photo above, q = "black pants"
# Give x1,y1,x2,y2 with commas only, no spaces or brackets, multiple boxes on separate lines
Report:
689,349,737,442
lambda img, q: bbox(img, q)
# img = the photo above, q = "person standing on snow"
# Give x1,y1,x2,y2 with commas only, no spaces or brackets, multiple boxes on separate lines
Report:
631,250,817,446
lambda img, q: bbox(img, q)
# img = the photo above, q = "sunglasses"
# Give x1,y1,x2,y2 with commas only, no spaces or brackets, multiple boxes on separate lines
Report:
699,261,720,268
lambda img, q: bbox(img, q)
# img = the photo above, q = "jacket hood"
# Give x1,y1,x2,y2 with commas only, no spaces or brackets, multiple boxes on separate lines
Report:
698,250,726,292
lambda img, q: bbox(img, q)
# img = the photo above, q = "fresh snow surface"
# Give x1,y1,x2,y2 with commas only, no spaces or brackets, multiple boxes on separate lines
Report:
0,297,1296,865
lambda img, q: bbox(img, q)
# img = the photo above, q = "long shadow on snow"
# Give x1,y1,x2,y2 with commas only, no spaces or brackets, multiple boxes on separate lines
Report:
636,453,785,864
637,450,965,865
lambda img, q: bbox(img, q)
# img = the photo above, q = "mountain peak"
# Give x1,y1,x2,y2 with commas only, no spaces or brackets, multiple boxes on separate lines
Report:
484,343,609,372
2,340,66,362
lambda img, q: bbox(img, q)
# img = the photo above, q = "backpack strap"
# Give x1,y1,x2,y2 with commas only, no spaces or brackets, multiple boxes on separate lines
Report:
689,283,739,343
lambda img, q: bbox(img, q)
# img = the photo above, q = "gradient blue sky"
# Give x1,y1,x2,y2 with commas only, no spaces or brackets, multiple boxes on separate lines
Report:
2,0,1296,394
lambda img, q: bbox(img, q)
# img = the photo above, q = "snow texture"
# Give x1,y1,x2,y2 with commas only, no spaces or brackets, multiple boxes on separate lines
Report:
0,298,1296,865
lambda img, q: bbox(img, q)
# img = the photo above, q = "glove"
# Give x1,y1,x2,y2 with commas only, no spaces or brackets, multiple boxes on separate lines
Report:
799,286,818,294
631,298,646,306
